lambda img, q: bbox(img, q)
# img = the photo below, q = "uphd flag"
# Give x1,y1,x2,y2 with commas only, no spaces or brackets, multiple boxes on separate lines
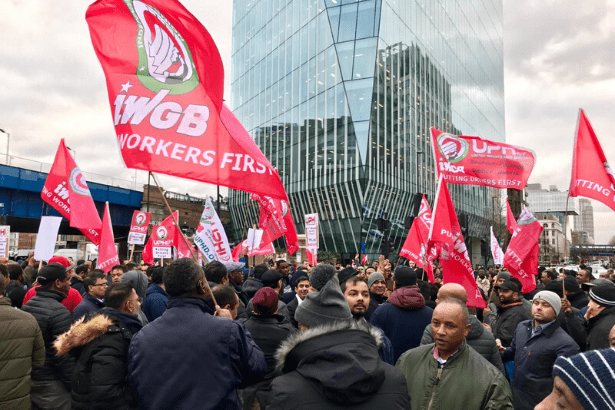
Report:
97,202,120,273
42,139,102,244
569,109,615,212
504,208,542,293
128,210,151,245
142,211,178,265
399,194,435,283
250,193,299,254
429,177,485,308
86,0,287,200
490,227,504,265
194,198,232,263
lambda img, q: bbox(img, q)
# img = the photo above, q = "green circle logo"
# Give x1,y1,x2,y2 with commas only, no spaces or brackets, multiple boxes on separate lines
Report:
437,134,470,163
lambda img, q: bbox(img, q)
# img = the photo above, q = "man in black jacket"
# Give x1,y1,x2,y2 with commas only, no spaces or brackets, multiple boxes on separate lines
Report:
22,262,75,410
564,283,615,351
72,271,107,321
483,278,532,348
55,282,143,410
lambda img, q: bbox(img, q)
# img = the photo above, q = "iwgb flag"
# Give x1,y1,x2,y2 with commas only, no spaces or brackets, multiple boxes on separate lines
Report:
399,195,436,282
97,202,119,273
490,227,505,265
429,177,485,308
42,139,102,244
431,128,535,190
86,0,287,200
504,208,542,293
250,193,299,254
569,109,615,212
194,198,232,263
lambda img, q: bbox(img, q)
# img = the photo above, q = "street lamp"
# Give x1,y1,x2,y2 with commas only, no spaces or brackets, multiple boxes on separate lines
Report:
66,146,76,161
0,128,9,165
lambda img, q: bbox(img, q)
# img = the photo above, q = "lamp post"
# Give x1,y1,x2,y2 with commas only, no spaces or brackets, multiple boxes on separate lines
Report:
66,146,76,161
0,128,9,165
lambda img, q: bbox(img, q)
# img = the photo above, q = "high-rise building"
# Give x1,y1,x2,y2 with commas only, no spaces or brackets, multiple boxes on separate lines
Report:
229,0,505,262
573,198,594,244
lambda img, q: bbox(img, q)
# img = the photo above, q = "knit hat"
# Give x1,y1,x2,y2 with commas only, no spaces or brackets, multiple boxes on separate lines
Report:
394,267,417,287
121,270,149,300
309,264,336,291
544,280,564,298
37,263,69,285
564,276,580,293
497,271,511,281
48,256,74,270
582,278,615,292
553,348,615,410
338,267,359,285
532,290,562,316
252,287,279,314
589,284,615,307
368,272,385,290
294,275,352,328
261,270,283,289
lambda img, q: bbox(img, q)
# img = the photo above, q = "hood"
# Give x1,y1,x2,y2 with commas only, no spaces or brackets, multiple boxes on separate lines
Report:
145,283,167,297
388,286,425,310
121,270,149,299
55,314,114,356
275,321,386,404
466,315,485,340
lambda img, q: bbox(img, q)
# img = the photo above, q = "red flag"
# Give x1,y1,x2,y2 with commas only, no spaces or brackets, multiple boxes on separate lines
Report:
231,240,275,261
504,208,542,293
506,198,516,235
86,0,287,200
142,211,178,265
174,228,195,259
432,128,535,190
429,178,485,308
306,248,318,265
569,109,615,211
42,139,102,244
96,202,119,273
250,193,299,254
399,195,435,283
142,238,154,266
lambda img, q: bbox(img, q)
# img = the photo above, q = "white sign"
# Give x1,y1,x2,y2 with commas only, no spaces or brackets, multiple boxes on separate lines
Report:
246,228,263,250
305,213,319,248
34,217,63,261
0,225,8,258
128,232,147,245
153,246,172,259
194,199,233,263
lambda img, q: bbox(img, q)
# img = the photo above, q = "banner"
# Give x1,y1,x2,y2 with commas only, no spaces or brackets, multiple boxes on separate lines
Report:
142,211,178,264
34,217,63,262
194,198,232,263
306,248,317,265
400,195,434,281
431,128,535,190
569,109,615,212
231,239,275,261
0,226,9,258
41,139,102,244
506,198,516,234
490,226,505,265
504,208,542,293
251,193,299,254
429,177,486,308
128,210,151,245
305,213,319,249
86,0,287,200
97,202,120,273
246,228,264,250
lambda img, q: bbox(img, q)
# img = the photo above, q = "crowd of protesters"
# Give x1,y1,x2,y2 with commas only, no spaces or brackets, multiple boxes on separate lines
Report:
2,252,615,410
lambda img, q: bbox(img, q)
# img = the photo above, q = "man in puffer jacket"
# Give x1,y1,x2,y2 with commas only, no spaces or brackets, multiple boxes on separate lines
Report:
370,267,434,362
22,263,75,410
55,283,143,410
269,273,411,409
420,283,505,375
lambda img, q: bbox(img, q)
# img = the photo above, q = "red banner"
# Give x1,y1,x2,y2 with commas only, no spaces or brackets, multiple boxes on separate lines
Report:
97,202,119,273
506,198,516,235
231,240,275,261
142,211,179,265
41,139,102,244
569,109,615,212
429,178,485,308
129,210,151,235
86,0,287,200
306,248,318,265
504,208,542,293
400,195,435,283
431,128,535,190
250,193,299,254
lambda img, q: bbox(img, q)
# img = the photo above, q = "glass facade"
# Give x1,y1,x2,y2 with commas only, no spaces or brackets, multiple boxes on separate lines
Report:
229,0,505,261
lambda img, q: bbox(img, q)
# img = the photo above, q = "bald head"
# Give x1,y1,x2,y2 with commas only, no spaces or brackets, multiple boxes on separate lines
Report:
436,283,468,304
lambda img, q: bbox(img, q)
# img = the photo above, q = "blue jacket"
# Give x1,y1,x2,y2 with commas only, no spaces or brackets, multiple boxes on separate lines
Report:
503,320,580,410
370,286,433,362
72,294,105,322
142,284,168,322
127,297,266,410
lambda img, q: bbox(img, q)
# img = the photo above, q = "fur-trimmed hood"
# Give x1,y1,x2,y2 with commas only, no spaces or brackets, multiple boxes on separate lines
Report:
275,320,388,405
55,314,114,356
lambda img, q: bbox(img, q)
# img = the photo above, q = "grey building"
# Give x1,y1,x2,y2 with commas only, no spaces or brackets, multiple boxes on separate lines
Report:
229,0,505,262
573,198,594,244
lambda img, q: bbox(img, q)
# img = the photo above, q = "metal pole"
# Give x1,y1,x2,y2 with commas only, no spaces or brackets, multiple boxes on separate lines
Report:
0,129,10,165
147,172,151,213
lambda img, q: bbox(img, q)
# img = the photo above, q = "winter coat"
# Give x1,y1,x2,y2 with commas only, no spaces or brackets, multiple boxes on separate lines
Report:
568,289,589,310
142,283,168,322
370,286,434,362
70,276,86,296
286,296,299,327
55,308,143,410
72,293,105,322
396,342,513,410
246,298,292,323
0,297,46,410
484,300,532,347
366,292,386,320
128,297,266,410
242,277,263,300
502,320,579,410
22,287,75,389
565,305,615,351
420,315,505,375
6,282,27,308
269,321,411,409
23,285,83,313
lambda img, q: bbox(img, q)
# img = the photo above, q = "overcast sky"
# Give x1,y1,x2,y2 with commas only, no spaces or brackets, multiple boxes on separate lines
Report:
1,0,614,243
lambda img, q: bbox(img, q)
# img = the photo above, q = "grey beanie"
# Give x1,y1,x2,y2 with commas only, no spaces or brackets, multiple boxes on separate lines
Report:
121,270,149,300
532,290,561,316
368,272,385,290
309,264,337,291
497,271,511,281
294,275,352,329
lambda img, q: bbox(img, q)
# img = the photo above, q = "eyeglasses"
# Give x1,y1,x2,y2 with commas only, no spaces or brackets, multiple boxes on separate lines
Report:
92,283,109,287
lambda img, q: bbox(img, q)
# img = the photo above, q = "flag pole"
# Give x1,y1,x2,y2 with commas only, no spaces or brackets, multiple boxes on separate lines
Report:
562,194,570,299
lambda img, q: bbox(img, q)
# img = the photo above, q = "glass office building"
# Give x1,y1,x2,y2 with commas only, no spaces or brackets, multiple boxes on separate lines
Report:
229,0,505,262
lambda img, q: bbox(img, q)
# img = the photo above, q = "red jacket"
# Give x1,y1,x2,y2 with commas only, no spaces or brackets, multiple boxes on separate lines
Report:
23,286,83,313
